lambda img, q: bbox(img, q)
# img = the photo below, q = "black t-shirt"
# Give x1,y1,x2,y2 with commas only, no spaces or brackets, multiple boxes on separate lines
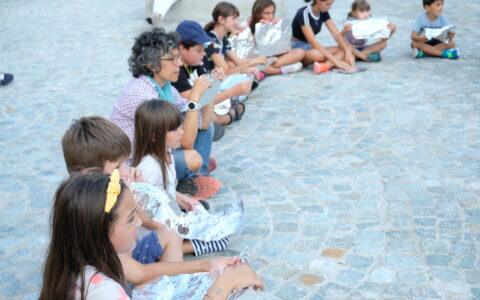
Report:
292,5,331,42
172,64,207,93
203,31,231,71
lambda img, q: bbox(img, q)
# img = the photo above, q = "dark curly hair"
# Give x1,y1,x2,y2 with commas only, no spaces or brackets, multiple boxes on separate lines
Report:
128,28,179,78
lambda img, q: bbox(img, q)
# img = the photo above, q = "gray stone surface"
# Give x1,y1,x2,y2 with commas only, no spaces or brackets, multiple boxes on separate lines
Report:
1,0,479,299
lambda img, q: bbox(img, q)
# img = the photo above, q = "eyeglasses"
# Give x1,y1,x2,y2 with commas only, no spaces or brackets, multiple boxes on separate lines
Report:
160,55,182,64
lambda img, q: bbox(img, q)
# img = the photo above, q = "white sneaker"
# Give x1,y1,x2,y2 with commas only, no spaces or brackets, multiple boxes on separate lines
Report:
281,62,303,74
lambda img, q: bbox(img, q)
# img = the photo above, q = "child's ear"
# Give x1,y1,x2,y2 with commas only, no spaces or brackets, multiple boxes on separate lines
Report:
218,16,226,24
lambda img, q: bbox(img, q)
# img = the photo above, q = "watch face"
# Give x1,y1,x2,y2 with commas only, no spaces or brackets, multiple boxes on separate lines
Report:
188,102,196,110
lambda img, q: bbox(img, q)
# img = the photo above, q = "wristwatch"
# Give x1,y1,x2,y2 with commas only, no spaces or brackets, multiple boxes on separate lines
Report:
186,101,201,112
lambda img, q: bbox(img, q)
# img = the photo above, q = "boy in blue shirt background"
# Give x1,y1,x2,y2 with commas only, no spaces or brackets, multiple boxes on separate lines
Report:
411,0,458,59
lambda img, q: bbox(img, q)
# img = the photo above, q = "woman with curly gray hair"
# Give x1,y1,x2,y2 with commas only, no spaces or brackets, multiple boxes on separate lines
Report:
111,28,216,197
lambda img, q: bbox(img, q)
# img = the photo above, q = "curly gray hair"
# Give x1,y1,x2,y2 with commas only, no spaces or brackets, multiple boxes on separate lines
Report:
129,28,179,78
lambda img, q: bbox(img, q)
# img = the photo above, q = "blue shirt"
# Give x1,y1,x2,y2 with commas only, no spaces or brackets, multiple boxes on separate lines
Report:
292,4,331,42
412,12,450,33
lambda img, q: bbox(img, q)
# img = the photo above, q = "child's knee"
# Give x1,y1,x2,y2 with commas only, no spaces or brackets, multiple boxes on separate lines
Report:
184,150,203,172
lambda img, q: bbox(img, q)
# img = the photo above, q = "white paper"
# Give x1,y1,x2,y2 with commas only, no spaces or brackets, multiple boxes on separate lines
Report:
351,18,391,40
255,19,292,57
424,25,455,42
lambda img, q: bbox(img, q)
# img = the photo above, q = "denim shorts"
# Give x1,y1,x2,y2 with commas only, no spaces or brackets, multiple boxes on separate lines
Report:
132,231,163,264
291,40,312,51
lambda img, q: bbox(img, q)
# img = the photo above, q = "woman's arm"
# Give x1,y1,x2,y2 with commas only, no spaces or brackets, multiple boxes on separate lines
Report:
179,78,210,148
325,19,355,68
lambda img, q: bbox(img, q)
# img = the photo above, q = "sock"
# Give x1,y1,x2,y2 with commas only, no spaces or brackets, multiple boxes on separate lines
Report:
442,49,459,59
413,48,427,58
190,237,230,256
280,62,303,74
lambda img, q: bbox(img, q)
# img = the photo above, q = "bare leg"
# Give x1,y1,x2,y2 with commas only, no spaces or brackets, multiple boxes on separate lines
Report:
302,46,345,68
412,41,455,57
263,49,305,75
361,40,388,56
183,240,195,254
184,149,202,172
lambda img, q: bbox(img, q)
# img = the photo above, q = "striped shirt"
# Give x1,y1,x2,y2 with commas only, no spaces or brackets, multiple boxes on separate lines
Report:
291,4,331,42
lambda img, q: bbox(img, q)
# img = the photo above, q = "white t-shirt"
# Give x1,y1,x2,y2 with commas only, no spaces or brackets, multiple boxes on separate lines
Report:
74,265,129,300
137,152,177,199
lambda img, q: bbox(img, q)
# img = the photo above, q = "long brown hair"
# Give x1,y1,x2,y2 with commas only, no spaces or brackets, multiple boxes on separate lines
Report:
250,0,276,34
40,173,128,300
204,2,240,32
132,99,182,188
347,0,371,19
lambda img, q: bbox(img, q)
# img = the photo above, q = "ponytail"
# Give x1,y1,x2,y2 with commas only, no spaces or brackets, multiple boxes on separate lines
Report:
205,2,240,32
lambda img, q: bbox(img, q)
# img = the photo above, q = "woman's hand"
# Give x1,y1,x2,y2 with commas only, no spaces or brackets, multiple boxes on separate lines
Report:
190,77,212,102
336,59,355,72
345,51,356,68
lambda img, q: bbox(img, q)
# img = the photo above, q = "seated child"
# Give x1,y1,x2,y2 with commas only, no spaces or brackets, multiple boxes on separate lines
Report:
40,172,263,299
291,0,356,73
411,0,458,59
204,2,269,78
341,0,396,62
247,0,305,77
61,116,234,287
174,20,248,126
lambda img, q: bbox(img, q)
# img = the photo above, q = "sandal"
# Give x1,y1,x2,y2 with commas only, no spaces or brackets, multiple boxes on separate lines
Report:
225,100,246,125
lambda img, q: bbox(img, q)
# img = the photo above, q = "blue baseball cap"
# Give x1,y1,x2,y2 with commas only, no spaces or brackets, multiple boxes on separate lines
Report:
176,20,214,45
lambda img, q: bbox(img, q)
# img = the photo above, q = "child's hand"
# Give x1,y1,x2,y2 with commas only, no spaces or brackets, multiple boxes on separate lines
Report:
176,193,200,211
253,56,268,66
123,167,144,183
190,77,212,102
447,31,455,41
205,256,237,273
272,17,280,25
418,34,428,42
243,67,257,75
344,23,353,32
233,80,253,96
217,264,264,292
212,67,226,81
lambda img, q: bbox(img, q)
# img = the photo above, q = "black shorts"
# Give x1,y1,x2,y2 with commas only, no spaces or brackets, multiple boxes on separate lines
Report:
426,39,442,46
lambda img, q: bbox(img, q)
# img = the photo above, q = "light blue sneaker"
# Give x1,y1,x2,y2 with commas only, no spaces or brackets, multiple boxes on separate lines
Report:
412,48,427,58
442,48,459,59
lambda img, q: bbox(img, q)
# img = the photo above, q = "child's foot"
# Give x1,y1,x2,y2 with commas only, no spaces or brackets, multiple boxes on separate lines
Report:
280,62,303,74
412,48,427,58
191,237,230,256
442,48,459,59
313,62,330,74
367,52,382,62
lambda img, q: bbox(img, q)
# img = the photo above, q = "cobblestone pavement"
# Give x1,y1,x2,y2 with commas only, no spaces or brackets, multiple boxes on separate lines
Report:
1,0,479,299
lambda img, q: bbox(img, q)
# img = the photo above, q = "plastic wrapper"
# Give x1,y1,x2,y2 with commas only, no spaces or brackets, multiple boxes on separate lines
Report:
255,19,292,57
132,248,253,300
132,182,244,242
423,25,455,42
351,18,391,40
230,28,256,59
220,74,254,91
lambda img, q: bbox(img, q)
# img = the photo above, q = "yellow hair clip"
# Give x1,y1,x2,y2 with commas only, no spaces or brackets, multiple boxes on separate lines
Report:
105,169,121,213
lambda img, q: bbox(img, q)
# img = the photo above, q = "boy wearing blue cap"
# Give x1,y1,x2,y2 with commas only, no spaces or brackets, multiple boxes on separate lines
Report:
173,20,249,126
